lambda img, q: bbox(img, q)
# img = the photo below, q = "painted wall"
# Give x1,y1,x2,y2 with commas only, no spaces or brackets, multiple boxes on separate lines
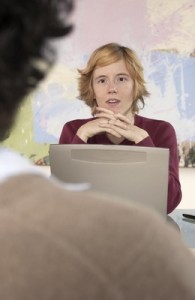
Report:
3,0,195,166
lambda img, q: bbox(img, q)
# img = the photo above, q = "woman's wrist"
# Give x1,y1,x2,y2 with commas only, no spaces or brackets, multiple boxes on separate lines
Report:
77,126,88,143
134,130,149,144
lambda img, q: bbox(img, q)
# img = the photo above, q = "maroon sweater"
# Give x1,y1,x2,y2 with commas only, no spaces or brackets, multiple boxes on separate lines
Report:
59,114,182,213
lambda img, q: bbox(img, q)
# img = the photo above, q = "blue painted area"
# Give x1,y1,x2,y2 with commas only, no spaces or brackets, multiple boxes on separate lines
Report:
148,51,195,120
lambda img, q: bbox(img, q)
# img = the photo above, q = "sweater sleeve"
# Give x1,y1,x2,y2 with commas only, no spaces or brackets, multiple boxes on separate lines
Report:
161,124,182,214
59,121,86,144
137,121,182,214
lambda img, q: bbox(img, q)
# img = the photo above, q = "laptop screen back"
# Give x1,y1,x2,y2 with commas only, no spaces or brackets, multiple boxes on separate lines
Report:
49,144,169,216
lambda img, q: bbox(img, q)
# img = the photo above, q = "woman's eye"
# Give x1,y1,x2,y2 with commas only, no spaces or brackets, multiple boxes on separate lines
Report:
118,76,127,82
97,78,106,84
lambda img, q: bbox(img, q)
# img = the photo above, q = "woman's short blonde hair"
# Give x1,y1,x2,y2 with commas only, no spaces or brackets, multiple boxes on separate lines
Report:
78,43,150,115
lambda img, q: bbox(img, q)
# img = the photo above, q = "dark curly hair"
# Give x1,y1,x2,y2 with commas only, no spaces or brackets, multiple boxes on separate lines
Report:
0,0,74,141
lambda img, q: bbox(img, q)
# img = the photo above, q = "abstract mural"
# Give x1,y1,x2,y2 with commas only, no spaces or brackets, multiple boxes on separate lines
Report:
3,0,195,166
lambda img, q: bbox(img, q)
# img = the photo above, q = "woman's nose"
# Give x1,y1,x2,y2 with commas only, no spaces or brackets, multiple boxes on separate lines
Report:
108,81,117,93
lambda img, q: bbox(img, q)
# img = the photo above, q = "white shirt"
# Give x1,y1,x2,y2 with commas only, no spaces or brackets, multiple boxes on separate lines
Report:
0,147,90,191
0,147,43,182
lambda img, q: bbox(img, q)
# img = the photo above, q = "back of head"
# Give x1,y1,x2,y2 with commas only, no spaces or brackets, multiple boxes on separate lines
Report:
0,0,74,141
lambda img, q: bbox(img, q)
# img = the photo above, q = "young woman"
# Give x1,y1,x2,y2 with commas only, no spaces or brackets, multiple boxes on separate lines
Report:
59,43,182,213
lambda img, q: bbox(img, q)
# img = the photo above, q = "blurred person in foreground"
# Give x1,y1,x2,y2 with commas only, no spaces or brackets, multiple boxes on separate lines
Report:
0,1,195,300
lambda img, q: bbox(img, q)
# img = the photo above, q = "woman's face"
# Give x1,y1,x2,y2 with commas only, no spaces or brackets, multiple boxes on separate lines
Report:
92,59,134,116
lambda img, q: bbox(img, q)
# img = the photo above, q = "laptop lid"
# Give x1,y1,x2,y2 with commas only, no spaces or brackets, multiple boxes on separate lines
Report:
49,144,169,216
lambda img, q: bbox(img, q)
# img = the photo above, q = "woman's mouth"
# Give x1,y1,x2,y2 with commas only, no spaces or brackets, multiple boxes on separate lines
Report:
106,99,120,107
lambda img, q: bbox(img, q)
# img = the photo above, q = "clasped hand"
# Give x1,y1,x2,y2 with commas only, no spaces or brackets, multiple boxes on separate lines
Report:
77,107,148,144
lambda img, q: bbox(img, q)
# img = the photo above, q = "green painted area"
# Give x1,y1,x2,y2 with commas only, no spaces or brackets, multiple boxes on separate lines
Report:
2,95,49,165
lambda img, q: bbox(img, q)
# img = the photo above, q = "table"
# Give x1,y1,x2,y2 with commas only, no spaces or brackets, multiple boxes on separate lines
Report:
168,209,195,249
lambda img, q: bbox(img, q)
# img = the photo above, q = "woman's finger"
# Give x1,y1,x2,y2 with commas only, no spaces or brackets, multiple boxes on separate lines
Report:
95,112,116,121
99,120,128,130
114,113,132,124
95,107,114,115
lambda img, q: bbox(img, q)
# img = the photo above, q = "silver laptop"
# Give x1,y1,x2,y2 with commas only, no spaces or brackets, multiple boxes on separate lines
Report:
49,144,169,217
